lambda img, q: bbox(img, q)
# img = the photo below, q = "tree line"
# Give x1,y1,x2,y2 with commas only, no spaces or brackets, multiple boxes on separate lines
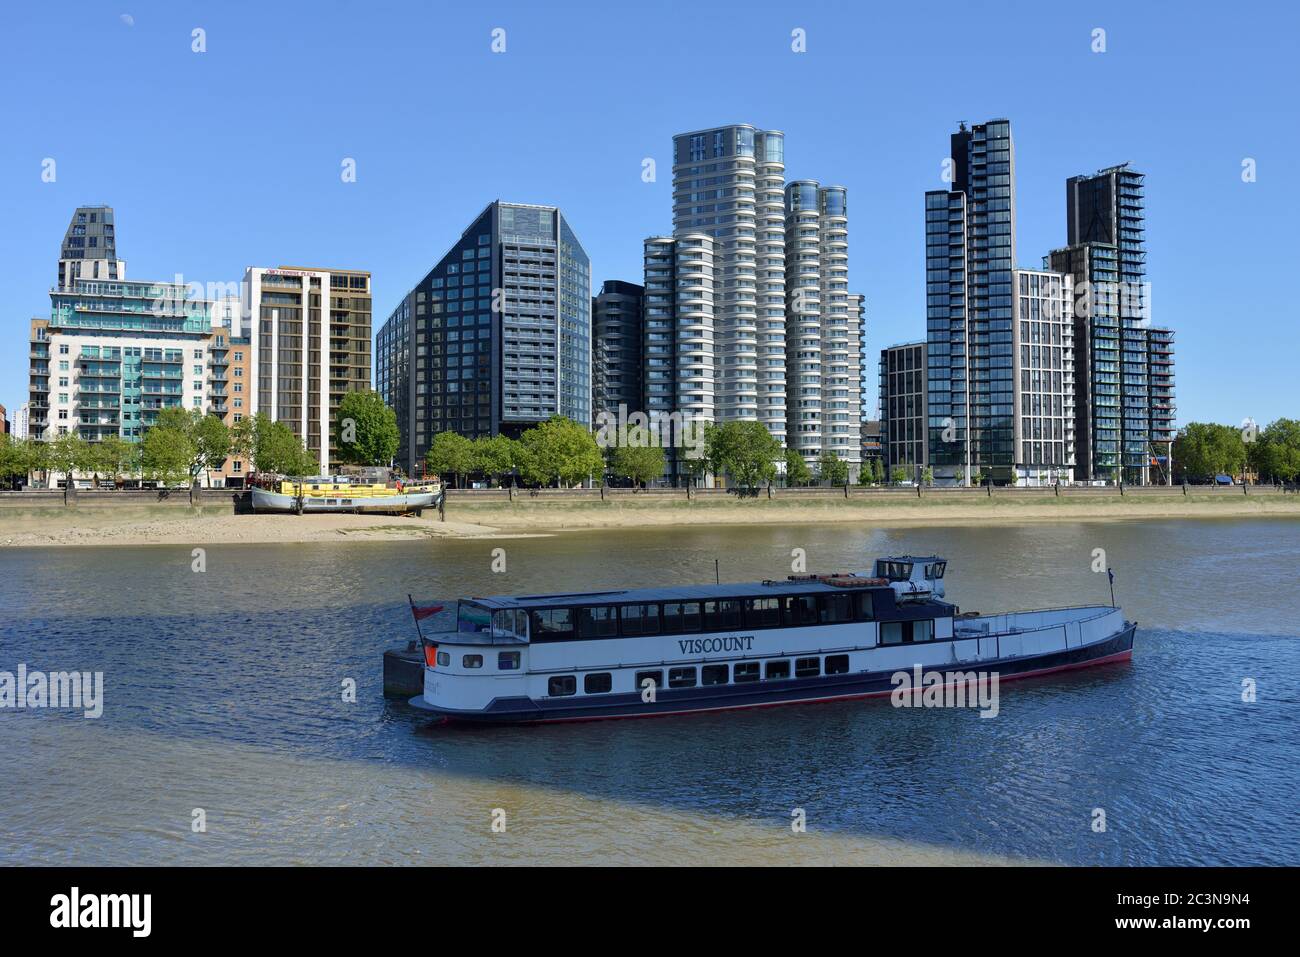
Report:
1173,419,1300,483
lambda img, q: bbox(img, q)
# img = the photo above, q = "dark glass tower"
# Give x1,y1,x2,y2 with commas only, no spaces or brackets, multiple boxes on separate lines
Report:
591,280,645,423
924,119,1016,483
378,201,590,474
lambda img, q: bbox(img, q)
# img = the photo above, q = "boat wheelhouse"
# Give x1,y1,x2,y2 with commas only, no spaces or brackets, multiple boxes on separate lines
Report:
409,557,1136,724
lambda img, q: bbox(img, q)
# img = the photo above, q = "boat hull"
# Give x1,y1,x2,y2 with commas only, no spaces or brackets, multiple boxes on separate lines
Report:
251,486,439,515
410,621,1136,724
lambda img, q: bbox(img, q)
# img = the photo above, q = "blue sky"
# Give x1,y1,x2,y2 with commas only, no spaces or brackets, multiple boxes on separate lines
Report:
2,0,1296,428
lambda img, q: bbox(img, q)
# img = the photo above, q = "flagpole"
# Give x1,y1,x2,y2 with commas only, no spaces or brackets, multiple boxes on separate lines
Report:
408,593,426,644
1108,569,1116,609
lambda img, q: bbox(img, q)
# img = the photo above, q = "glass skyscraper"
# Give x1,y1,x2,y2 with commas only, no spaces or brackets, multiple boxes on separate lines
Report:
377,201,590,475
925,119,1017,483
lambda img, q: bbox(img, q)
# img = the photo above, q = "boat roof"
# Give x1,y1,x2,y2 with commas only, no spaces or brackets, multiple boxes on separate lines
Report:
469,578,895,610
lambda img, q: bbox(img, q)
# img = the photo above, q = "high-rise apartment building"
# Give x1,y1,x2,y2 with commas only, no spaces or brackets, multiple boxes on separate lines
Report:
377,201,590,475
925,119,1017,484
242,266,372,475
1011,268,1075,484
591,280,644,423
30,208,222,445
655,125,863,479
1048,164,1173,483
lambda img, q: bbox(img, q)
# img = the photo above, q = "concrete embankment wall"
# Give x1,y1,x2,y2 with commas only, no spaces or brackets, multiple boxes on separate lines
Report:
0,488,248,516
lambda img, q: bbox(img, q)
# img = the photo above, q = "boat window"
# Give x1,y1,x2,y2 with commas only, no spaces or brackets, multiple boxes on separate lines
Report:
498,651,521,670
668,667,697,689
857,591,876,620
765,660,790,680
701,664,729,686
621,603,661,636
436,651,450,667
795,657,820,678
577,606,618,639
492,610,527,639
876,561,913,582
881,622,905,645
529,608,574,642
457,602,492,635
744,597,782,628
462,654,483,669
825,654,850,675
702,599,742,630
785,595,819,626
662,601,702,633
733,662,760,683
584,672,612,694
925,562,946,579
819,594,854,623
914,619,935,643
548,675,576,697
635,670,662,694
514,610,528,638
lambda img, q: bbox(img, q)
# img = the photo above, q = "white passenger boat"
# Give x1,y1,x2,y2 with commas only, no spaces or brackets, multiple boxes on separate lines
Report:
408,557,1136,724
251,477,442,515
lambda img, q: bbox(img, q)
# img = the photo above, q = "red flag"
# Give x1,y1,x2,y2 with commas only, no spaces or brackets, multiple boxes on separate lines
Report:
411,604,443,621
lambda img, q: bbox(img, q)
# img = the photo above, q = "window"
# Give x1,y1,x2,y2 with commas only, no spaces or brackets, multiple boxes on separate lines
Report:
785,595,819,626
820,594,854,623
881,622,904,645
795,657,821,678
436,651,450,667
702,664,729,686
498,651,521,670
733,662,760,683
668,667,697,689
744,597,782,628
702,599,742,630
662,601,702,633
635,670,662,693
462,654,483,669
914,620,935,643
577,606,617,638
765,660,790,680
583,673,612,694
548,675,576,697
620,603,661,636
857,591,876,620
825,654,850,675
529,607,574,641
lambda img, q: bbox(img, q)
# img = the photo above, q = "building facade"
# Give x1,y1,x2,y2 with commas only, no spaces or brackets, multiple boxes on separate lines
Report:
925,119,1017,484
591,280,644,424
878,341,928,478
241,266,371,475
377,201,591,475
659,125,863,480
1011,268,1075,485
1048,164,1173,484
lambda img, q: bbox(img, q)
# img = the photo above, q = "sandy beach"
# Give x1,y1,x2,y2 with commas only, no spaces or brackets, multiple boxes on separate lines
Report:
1,493,1297,547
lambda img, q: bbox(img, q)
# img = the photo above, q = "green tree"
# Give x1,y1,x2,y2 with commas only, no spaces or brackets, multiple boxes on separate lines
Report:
785,449,813,487
250,413,317,476
921,466,934,487
46,433,86,486
971,469,984,487
517,416,605,487
0,434,28,487
1173,422,1247,481
336,390,399,467
817,450,849,487
95,435,139,484
891,465,909,486
472,434,518,486
1251,418,1300,483
141,425,195,487
425,431,477,487
704,420,781,490
230,416,256,466
153,407,231,484
610,427,666,488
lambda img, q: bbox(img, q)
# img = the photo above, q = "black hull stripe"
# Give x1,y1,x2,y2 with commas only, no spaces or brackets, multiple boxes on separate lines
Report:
414,624,1137,725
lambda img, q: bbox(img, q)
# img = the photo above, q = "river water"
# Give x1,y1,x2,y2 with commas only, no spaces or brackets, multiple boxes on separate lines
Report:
2,517,1298,865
